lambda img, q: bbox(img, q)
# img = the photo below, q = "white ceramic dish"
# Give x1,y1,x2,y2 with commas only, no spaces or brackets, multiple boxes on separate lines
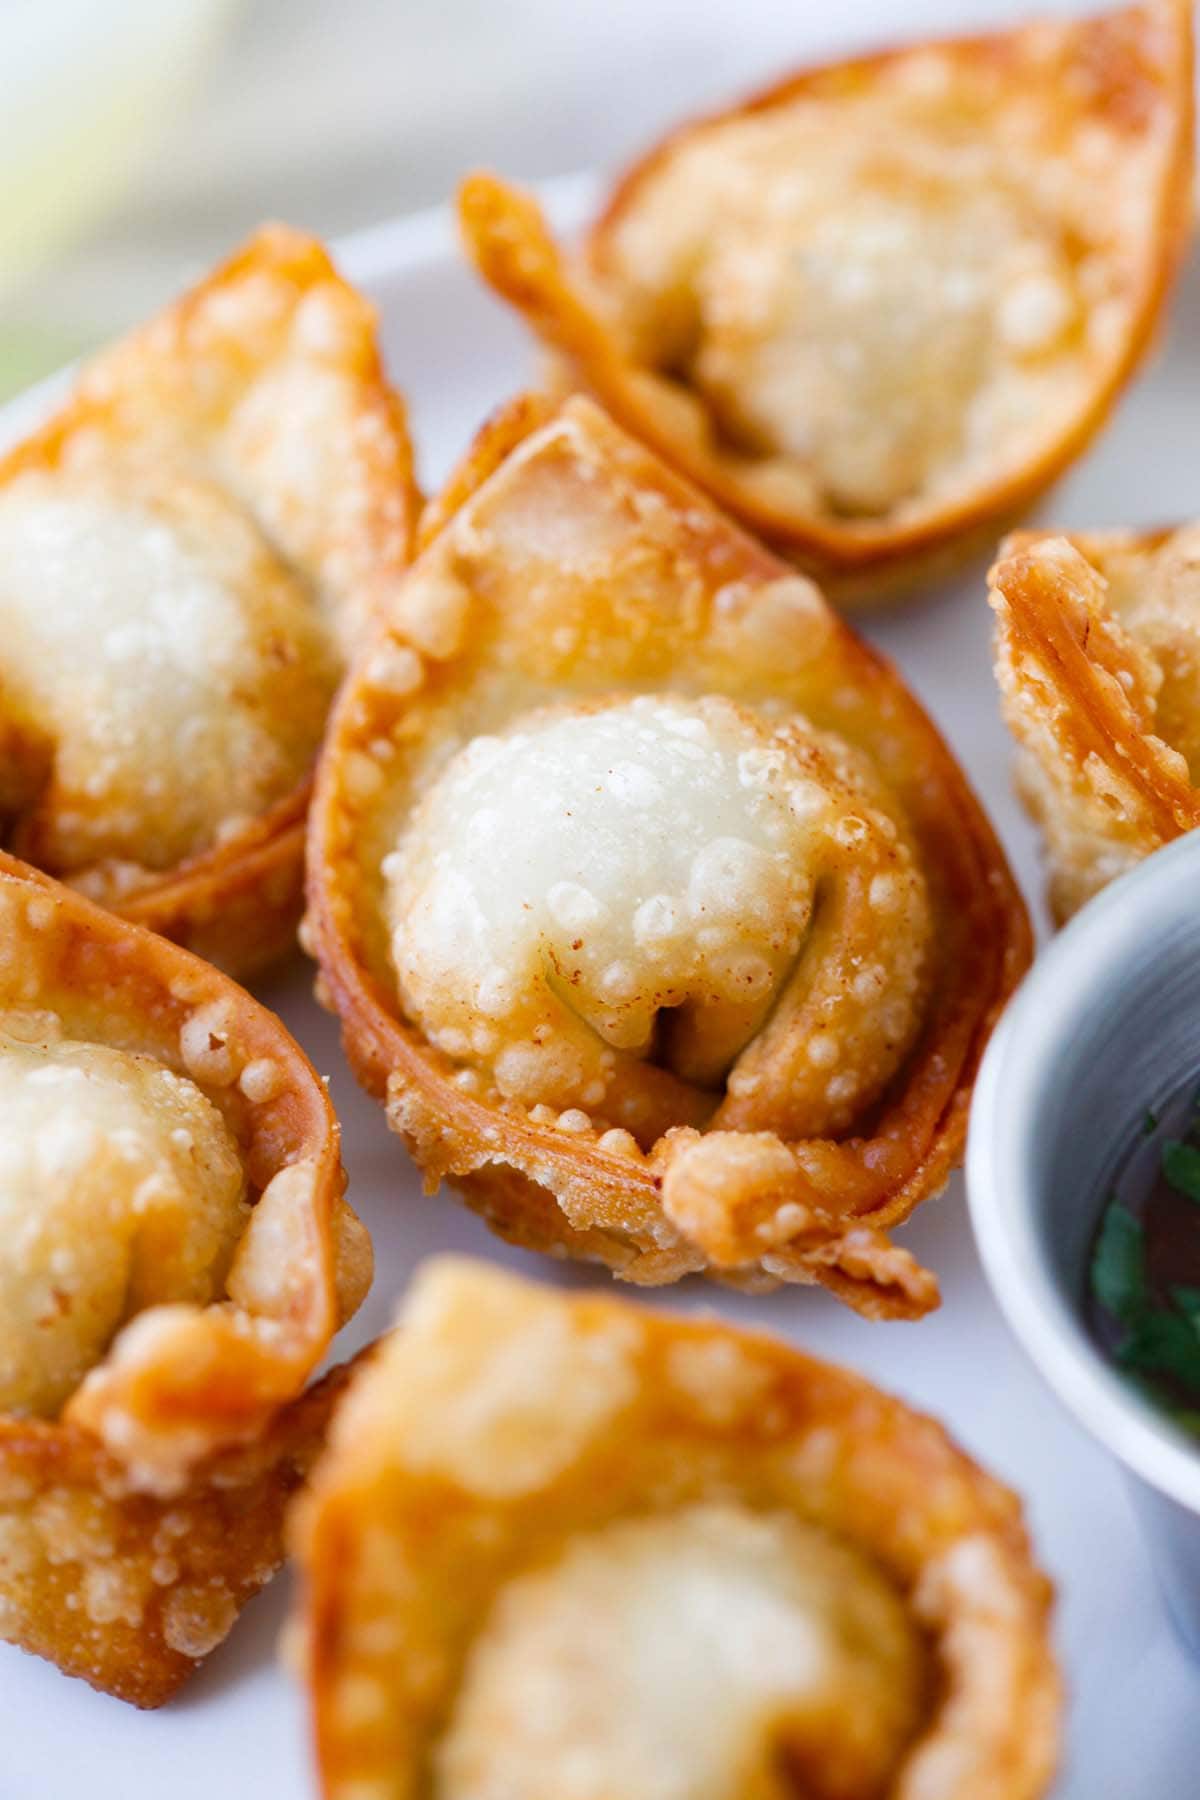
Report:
970,830,1200,1654
2,177,1199,1797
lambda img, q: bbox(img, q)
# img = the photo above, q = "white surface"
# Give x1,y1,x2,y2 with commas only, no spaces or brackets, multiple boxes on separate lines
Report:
2,175,1199,1798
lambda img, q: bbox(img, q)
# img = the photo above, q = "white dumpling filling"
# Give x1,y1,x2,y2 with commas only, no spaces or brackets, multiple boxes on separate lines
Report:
0,467,340,876
388,696,828,1103
386,693,929,1127
604,97,1084,517
0,1019,248,1417
435,1502,924,1800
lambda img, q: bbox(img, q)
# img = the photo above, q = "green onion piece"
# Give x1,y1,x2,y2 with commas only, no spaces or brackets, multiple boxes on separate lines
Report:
1118,1310,1200,1390
1163,1140,1200,1204
1091,1203,1148,1325
1172,1286,1200,1330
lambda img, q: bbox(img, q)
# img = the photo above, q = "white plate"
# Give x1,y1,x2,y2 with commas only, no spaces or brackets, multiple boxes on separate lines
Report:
3,176,1199,1798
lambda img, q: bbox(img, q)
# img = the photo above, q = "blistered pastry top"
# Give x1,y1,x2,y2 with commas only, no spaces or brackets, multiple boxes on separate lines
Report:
387,692,929,1134
0,1020,248,1418
0,467,339,878
597,77,1093,521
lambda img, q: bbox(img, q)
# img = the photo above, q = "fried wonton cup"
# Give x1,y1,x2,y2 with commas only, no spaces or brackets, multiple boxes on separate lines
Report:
0,852,372,1705
459,1,1193,603
0,224,418,975
991,525,1200,922
294,1259,1061,1800
307,395,1029,1319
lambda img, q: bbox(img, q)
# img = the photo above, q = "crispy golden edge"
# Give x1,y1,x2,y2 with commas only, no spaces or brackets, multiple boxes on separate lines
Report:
0,851,370,1471
458,1,1193,601
0,224,419,977
0,854,372,1700
990,525,1200,921
119,793,311,979
307,395,1031,1319
292,1267,1061,1800
0,1360,354,1709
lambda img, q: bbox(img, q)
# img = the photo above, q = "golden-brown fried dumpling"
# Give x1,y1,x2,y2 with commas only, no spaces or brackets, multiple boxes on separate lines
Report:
307,395,1030,1318
293,1259,1061,1800
0,225,418,974
0,851,371,1705
459,1,1193,602
991,524,1200,921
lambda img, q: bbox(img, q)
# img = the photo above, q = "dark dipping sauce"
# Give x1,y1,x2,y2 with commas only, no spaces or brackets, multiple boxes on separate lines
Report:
1087,1078,1200,1434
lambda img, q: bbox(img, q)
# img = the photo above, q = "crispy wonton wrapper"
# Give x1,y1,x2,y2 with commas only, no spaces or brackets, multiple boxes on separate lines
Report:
307,395,1030,1319
0,225,418,975
0,852,371,1704
293,1259,1061,1800
459,1,1192,603
991,525,1200,921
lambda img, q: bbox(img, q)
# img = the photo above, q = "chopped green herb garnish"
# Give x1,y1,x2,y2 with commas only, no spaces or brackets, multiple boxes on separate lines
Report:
1163,1140,1200,1204
1128,1369,1200,1438
1118,1310,1200,1389
1090,1203,1148,1325
1171,1286,1200,1328
1087,1091,1200,1439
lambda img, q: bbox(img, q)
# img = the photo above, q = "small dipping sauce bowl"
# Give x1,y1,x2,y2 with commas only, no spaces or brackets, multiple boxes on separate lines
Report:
968,829,1200,1654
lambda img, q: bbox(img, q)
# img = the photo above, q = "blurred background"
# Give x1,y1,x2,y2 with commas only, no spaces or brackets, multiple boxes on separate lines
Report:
0,0,1174,399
